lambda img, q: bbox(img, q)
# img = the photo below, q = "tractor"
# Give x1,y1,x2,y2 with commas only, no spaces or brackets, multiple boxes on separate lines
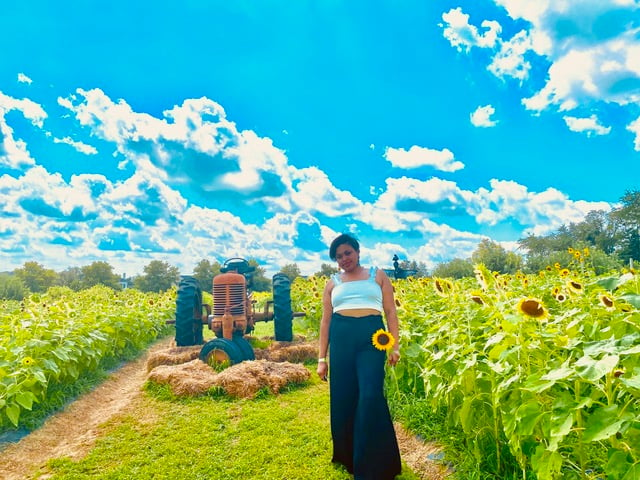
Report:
171,258,302,368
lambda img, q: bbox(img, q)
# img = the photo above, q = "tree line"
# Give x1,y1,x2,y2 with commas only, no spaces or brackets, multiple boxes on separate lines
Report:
1,190,637,300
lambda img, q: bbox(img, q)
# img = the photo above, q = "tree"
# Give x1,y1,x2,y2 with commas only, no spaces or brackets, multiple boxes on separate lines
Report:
13,261,58,293
248,259,271,292
134,260,180,292
471,239,523,274
57,267,83,291
193,259,222,292
314,263,339,277
431,258,474,279
611,189,640,264
81,261,121,289
0,273,27,300
280,263,301,282
398,260,429,278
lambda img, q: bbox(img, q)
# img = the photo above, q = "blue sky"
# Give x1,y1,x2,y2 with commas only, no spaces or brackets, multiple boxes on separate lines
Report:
1,0,639,277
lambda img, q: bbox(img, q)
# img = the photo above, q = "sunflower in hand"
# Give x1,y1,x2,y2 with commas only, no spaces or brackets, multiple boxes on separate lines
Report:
371,329,395,351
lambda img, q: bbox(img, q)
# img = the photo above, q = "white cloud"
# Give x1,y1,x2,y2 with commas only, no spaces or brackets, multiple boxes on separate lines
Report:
563,114,611,136
470,105,498,127
17,73,33,84
627,116,640,151
58,89,295,208
441,7,501,52
441,1,640,148
290,166,362,217
0,91,47,168
384,145,464,172
53,136,98,155
488,30,535,81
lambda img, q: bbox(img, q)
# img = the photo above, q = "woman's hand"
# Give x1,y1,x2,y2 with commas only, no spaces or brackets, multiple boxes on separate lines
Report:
317,360,328,381
388,350,400,367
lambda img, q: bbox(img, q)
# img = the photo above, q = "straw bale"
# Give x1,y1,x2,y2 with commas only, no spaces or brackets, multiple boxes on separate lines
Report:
147,359,218,396
145,345,203,371
212,360,310,399
253,341,318,363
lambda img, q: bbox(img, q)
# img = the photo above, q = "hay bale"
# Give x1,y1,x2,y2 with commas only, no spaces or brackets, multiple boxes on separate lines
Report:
212,360,310,399
253,341,318,363
147,359,218,396
145,345,203,371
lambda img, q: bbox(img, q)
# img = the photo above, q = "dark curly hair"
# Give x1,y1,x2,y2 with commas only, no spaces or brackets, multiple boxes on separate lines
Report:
329,233,360,261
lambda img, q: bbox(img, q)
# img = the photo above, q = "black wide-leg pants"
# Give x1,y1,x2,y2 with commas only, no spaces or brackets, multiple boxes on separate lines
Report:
329,313,401,480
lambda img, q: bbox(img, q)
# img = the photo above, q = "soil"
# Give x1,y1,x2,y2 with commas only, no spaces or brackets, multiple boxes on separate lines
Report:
0,338,450,480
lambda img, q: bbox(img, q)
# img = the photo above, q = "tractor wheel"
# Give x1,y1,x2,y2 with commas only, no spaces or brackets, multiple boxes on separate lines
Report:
199,338,244,368
272,273,293,342
232,334,255,361
175,276,204,347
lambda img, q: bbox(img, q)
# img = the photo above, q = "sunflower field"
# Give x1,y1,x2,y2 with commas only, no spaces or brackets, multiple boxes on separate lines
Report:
0,285,174,429
291,253,640,480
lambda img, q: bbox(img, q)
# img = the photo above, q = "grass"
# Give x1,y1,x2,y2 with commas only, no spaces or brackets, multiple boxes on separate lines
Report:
40,367,421,480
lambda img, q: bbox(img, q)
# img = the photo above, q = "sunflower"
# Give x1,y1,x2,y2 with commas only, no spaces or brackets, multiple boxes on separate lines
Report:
560,268,570,277
568,247,574,254
573,251,582,259
599,294,614,309
470,295,485,305
21,356,36,367
566,280,584,294
555,293,567,303
371,329,395,351
517,298,548,319
583,247,590,257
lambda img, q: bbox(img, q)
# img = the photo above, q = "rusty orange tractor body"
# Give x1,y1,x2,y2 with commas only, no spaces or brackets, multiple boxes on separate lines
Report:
173,258,300,368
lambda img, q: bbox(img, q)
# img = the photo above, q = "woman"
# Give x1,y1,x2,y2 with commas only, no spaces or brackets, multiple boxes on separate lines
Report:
317,233,402,479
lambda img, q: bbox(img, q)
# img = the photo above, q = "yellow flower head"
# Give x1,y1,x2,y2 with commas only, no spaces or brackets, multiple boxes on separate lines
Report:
583,247,590,257
21,356,36,367
554,262,561,270
573,251,582,259
568,247,574,254
555,293,567,303
560,268,570,277
566,280,584,294
599,294,614,309
433,278,453,297
470,295,485,305
517,298,548,319
371,329,395,351
552,286,561,296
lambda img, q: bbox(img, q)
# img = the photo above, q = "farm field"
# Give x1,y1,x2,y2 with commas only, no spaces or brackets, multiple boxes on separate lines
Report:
1,256,639,479
291,257,640,480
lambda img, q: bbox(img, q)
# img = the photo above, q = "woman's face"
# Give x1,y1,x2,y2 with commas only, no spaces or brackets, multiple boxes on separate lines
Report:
335,243,359,273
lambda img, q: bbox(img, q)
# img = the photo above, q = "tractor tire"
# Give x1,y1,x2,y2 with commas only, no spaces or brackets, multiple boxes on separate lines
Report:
175,276,204,346
199,338,244,368
272,273,293,342
232,333,255,361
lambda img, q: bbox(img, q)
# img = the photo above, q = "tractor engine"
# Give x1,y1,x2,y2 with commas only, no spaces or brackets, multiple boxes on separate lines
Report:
210,269,250,339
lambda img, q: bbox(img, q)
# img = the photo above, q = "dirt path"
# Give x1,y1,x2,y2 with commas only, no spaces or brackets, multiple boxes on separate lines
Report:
0,338,173,480
0,338,449,480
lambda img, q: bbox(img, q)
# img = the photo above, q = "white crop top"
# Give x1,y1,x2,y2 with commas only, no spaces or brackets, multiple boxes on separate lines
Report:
331,267,383,313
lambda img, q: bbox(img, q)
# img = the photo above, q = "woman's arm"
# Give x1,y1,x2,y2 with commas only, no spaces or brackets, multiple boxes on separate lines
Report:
317,278,334,380
378,269,400,366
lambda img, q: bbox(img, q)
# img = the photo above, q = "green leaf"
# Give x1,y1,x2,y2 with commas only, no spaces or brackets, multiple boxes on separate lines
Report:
541,362,574,382
620,373,640,390
575,354,619,381
620,294,640,308
530,446,563,480
15,391,36,410
5,403,20,426
622,464,640,480
596,276,621,292
583,405,627,442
